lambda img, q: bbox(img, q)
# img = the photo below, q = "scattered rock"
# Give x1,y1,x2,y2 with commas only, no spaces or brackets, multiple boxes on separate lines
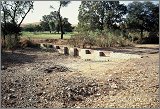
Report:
9,94,17,99
95,93,101,97
9,88,15,93
36,92,43,96
109,82,118,89
1,65,7,70
44,65,70,73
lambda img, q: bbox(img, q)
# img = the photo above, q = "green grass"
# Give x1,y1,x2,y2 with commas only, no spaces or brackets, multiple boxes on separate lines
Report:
21,31,76,39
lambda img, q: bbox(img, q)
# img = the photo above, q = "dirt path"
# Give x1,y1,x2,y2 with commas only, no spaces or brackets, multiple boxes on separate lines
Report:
1,44,159,108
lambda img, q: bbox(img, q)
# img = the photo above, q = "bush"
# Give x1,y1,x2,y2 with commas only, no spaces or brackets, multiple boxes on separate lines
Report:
1,22,21,50
19,39,40,48
69,32,96,48
142,36,159,44
69,30,133,48
5,34,20,50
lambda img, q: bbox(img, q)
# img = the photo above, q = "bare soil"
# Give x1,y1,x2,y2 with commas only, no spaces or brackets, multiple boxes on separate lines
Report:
1,44,159,108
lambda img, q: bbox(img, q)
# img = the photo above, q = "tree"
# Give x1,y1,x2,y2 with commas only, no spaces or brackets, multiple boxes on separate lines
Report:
49,21,55,33
63,18,73,32
78,1,127,32
22,24,35,32
34,25,43,32
50,11,60,33
126,1,159,41
1,1,34,47
41,11,60,33
41,14,52,33
40,21,50,31
22,24,42,32
57,1,71,39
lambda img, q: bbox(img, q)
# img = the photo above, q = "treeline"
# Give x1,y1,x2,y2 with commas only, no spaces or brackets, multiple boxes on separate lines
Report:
22,11,74,33
71,1,159,46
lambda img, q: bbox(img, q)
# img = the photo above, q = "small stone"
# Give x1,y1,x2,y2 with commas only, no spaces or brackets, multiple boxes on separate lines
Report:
26,68,31,72
9,94,17,99
9,88,15,92
15,80,20,83
3,96,7,99
110,82,118,89
95,93,101,97
1,65,7,70
37,92,43,96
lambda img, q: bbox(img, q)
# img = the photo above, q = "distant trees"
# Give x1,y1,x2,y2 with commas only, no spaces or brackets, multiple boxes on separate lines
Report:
1,1,34,48
22,24,42,32
23,10,73,34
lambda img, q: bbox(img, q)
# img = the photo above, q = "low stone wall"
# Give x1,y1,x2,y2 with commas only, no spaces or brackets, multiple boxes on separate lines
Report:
40,43,142,61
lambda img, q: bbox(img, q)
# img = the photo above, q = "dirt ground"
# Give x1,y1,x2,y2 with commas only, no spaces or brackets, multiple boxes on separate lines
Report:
1,44,159,108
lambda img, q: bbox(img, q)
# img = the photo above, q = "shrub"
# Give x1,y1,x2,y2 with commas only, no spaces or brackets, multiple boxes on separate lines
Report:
5,34,20,50
69,32,96,48
19,39,40,48
69,30,133,48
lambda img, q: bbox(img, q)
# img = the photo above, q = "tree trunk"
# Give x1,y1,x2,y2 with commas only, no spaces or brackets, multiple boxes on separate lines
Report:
140,29,143,41
58,4,64,39
3,35,6,48
59,16,63,39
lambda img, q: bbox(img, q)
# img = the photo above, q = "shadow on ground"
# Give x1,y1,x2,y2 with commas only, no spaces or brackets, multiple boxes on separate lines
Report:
1,51,38,67
91,45,159,55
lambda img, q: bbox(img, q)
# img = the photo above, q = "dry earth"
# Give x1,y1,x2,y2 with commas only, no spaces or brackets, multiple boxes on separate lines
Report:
1,44,159,108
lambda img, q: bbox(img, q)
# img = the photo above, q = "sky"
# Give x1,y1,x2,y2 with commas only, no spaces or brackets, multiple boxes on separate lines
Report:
22,1,159,25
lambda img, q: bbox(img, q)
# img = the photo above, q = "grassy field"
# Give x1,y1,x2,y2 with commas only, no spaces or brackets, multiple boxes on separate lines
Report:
21,31,76,39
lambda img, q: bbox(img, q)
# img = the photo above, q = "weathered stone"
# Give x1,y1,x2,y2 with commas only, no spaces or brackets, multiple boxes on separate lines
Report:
1,65,7,70
64,47,69,55
55,45,60,49
9,88,15,93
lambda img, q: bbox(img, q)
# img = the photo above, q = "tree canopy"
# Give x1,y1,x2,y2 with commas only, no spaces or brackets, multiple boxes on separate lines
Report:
126,1,159,40
78,1,127,32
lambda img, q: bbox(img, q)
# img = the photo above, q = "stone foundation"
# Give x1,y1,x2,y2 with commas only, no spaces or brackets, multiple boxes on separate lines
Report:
40,43,142,61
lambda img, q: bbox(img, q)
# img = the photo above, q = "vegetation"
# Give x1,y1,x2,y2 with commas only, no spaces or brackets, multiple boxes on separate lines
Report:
126,2,159,42
21,31,74,39
50,1,71,39
1,1,159,51
22,12,73,34
73,1,159,47
77,1,127,31
1,1,34,49
69,29,133,48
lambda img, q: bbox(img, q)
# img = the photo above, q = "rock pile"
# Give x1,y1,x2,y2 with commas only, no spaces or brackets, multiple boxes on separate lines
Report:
52,76,125,108
44,65,70,73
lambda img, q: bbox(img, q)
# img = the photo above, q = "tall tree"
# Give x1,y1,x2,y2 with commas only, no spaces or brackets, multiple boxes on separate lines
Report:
57,1,71,39
78,1,127,32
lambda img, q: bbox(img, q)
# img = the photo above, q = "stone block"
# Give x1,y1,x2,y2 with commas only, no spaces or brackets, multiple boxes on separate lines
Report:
64,47,69,55
69,48,79,56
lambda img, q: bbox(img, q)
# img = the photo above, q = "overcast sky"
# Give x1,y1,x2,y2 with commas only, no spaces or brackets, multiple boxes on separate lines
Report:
22,1,159,25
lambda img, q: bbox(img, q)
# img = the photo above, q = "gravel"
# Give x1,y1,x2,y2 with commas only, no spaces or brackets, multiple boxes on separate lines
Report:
1,46,159,108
